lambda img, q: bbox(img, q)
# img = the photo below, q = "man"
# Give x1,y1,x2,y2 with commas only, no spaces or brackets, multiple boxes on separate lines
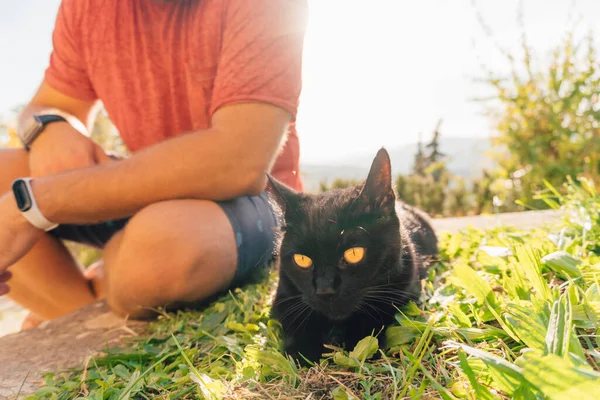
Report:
0,0,308,325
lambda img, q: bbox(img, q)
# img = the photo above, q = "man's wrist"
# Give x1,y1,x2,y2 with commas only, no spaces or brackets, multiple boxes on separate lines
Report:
18,110,88,150
28,121,75,153
11,178,59,231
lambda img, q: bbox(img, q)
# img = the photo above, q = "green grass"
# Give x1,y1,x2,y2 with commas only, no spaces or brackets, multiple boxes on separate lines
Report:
23,178,600,400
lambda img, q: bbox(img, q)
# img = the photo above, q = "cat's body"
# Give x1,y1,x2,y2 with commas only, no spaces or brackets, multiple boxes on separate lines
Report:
268,148,438,363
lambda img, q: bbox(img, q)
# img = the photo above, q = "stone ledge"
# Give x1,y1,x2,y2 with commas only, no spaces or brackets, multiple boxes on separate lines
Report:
431,209,561,233
0,301,147,399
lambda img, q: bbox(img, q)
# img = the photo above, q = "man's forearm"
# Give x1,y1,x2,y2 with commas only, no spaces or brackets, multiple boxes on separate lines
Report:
31,124,281,224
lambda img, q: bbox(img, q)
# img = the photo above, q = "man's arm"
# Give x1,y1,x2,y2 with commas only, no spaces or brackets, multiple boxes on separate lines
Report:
21,0,307,224
30,101,291,224
18,81,96,132
18,81,111,180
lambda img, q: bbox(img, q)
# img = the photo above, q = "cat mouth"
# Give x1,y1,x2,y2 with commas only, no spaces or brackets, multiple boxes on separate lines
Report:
313,298,357,321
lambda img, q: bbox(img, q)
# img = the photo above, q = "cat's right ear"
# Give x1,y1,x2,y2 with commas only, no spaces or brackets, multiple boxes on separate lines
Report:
266,173,300,214
357,147,396,214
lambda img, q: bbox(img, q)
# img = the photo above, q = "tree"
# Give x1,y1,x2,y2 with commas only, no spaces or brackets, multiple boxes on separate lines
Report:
395,127,476,218
425,119,446,165
425,119,448,182
412,132,427,176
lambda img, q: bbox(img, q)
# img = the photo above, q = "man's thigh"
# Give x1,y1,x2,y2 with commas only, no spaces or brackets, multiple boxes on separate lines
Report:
99,193,279,316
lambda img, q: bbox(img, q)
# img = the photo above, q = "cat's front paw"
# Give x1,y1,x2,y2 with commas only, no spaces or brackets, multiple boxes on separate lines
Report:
283,336,324,366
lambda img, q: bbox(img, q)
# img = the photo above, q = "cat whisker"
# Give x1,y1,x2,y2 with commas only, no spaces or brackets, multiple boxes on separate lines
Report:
281,306,309,331
357,301,387,322
288,307,313,338
368,279,424,288
363,295,406,304
279,299,306,317
362,291,418,304
363,288,418,298
273,294,304,306
362,295,417,309
363,290,416,298
365,290,419,298
355,303,375,321
277,299,308,323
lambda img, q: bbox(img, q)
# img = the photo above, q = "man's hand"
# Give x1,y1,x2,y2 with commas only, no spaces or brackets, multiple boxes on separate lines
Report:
0,271,12,296
28,123,109,177
0,193,44,295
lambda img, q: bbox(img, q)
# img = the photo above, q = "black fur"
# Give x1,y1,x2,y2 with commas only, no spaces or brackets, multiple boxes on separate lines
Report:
268,148,438,364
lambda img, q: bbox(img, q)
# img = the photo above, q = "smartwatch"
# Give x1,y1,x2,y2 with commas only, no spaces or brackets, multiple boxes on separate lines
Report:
19,111,88,151
11,178,58,231
18,114,68,151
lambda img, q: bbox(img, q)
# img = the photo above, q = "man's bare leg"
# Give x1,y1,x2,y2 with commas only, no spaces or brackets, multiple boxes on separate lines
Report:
101,199,238,319
0,149,96,319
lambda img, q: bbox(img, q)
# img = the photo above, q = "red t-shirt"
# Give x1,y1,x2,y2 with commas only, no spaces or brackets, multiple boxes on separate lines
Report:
45,0,307,191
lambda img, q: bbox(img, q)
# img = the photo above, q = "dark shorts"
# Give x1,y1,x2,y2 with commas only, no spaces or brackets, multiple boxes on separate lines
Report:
49,192,281,287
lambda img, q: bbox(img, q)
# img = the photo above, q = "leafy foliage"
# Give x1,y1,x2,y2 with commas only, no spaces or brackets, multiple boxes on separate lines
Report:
481,31,600,210
395,126,476,218
22,178,600,399
0,107,24,148
318,178,362,193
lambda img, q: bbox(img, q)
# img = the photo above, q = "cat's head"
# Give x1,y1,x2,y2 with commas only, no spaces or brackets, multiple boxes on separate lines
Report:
268,148,402,321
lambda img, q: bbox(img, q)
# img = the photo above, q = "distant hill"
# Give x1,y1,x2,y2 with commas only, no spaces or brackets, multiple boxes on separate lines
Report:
299,136,496,192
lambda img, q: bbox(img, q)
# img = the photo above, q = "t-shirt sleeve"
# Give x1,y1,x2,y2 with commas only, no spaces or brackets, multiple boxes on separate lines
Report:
44,0,97,101
210,0,308,120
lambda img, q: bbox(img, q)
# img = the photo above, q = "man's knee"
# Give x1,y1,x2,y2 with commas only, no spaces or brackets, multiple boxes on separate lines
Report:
104,200,236,317
104,204,192,316
0,149,29,189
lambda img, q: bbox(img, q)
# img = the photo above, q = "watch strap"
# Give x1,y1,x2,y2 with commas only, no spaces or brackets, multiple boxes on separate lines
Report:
15,178,59,232
19,112,88,151
37,115,67,124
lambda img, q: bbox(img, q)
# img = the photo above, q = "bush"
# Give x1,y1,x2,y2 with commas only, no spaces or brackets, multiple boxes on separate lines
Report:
318,178,362,193
480,31,600,209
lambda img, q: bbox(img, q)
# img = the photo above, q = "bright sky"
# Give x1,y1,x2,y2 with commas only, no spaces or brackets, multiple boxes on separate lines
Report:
0,0,598,163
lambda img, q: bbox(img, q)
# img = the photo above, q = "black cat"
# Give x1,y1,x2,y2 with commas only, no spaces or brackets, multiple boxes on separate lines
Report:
267,148,438,364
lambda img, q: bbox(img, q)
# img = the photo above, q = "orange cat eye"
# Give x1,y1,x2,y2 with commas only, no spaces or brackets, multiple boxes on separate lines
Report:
343,247,365,264
293,254,313,269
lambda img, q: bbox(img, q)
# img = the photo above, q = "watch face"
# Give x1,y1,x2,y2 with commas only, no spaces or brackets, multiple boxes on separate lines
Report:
12,180,32,212
21,117,43,143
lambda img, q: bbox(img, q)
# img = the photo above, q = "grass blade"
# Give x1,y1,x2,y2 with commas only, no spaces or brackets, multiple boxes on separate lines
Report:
171,334,224,400
452,262,498,308
504,303,548,350
514,245,553,301
448,342,524,396
519,351,600,399
457,350,498,400
541,251,582,279
545,293,572,358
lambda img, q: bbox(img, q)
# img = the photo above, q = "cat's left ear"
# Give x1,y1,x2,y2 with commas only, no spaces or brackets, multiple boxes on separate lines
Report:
358,147,396,213
266,173,300,214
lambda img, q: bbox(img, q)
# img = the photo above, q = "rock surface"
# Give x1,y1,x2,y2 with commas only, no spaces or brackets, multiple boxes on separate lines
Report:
0,210,561,399
0,301,146,399
431,209,560,233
